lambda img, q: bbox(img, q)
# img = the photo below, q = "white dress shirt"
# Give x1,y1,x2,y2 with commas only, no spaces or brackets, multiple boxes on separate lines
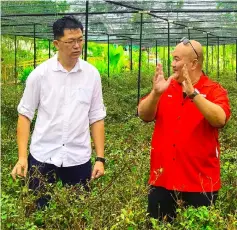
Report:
18,55,106,167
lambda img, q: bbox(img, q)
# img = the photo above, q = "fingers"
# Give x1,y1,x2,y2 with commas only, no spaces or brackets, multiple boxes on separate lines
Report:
11,165,23,180
182,64,191,87
154,63,164,83
182,64,189,80
91,167,104,180
11,166,17,180
153,73,158,83
24,164,28,177
156,63,163,74
91,169,96,180
182,64,194,94
11,163,27,180
157,63,164,77
95,170,103,179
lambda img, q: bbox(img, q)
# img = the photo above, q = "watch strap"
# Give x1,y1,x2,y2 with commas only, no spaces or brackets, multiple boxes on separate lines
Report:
188,89,199,99
96,157,105,164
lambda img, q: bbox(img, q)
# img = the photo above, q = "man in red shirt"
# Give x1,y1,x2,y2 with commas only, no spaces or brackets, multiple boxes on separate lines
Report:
138,38,231,221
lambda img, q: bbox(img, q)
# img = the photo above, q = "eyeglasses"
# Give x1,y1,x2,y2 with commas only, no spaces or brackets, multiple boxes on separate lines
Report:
58,38,83,47
180,37,199,59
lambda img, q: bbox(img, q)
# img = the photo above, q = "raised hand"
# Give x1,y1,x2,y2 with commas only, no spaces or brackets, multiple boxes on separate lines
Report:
182,64,194,95
153,63,177,95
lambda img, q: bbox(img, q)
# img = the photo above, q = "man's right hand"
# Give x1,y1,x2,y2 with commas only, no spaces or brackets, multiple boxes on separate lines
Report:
152,63,177,96
11,157,28,180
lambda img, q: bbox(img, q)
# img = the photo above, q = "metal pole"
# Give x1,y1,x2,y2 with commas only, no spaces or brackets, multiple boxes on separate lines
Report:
212,45,214,72
232,44,234,71
48,40,51,58
163,46,165,70
108,34,110,81
168,21,170,77
84,0,89,61
188,28,190,40
206,33,209,74
3,9,237,17
236,39,237,81
130,38,133,71
15,35,17,84
137,12,143,107
148,47,149,69
156,40,158,66
223,44,225,71
217,37,220,80
34,24,36,68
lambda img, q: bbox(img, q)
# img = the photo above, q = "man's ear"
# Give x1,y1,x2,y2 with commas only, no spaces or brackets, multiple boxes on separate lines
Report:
191,59,198,70
53,40,59,50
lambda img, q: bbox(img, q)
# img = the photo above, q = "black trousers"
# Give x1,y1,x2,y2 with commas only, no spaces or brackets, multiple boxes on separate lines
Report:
28,153,92,209
148,186,218,222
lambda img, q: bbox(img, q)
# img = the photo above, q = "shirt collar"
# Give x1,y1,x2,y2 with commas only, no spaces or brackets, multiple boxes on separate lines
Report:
52,54,82,73
193,72,216,88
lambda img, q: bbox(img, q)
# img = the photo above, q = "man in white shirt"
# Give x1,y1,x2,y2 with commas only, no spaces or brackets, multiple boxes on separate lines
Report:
11,16,106,208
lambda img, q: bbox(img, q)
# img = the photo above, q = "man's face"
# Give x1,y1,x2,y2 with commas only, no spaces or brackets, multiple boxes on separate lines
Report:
54,28,84,60
171,44,193,83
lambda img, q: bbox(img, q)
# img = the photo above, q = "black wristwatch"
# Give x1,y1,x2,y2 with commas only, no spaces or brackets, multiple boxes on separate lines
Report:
188,88,200,100
96,157,105,164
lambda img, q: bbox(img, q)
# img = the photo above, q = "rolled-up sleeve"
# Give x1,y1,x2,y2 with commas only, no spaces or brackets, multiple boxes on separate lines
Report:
211,84,231,122
89,72,106,125
17,68,41,121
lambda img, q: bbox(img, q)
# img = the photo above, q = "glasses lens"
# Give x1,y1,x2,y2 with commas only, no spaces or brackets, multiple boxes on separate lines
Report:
180,37,198,59
180,37,189,45
183,39,189,45
180,37,185,42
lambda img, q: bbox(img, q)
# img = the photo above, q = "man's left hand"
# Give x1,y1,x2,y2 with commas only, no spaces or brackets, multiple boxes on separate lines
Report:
182,64,194,95
91,161,105,179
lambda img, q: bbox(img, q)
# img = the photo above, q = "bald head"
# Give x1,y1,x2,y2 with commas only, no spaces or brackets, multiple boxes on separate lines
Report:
174,40,204,67
190,40,204,66
171,39,204,83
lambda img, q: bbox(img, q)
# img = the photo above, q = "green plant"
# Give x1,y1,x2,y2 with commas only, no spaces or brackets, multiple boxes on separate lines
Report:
18,67,33,83
1,65,236,230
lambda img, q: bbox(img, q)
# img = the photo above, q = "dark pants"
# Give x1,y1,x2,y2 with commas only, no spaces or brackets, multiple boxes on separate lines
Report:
148,186,218,222
28,153,92,209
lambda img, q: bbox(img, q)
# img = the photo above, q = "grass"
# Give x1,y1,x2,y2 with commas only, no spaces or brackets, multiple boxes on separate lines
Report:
1,69,237,229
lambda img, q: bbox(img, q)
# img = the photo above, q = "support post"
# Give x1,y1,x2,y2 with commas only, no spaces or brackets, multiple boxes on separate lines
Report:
84,0,89,61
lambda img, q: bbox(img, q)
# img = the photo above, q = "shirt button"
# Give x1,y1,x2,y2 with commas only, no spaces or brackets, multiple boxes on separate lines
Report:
173,144,176,147
177,116,181,120
63,144,65,146
173,158,175,161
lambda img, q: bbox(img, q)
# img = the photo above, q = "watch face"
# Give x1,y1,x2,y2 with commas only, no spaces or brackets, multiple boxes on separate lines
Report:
189,89,199,99
195,89,200,94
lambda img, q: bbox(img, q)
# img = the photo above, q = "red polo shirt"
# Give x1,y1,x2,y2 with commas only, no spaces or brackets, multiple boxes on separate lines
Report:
148,74,231,192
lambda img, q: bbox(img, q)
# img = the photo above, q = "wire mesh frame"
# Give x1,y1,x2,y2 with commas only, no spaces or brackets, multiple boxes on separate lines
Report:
2,0,237,46
2,0,237,88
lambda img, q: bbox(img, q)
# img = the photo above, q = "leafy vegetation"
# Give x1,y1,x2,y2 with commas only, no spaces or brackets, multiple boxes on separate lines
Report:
2,1,236,227
18,67,34,84
2,34,236,84
1,67,236,229
1,1,69,15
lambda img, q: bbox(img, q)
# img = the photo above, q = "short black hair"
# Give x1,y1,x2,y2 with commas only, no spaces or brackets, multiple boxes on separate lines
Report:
53,15,84,40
